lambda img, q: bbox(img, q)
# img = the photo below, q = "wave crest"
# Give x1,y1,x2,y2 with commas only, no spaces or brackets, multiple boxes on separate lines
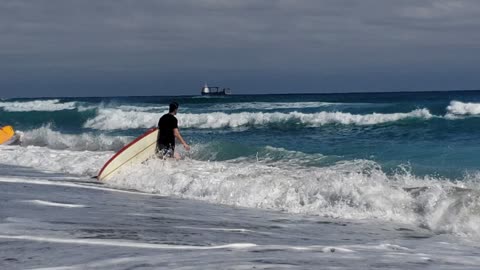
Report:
446,100,480,118
19,126,131,151
0,145,110,176
84,108,433,130
0,99,76,112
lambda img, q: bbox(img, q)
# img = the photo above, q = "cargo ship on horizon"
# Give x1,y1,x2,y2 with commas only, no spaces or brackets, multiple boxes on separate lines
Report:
201,83,231,96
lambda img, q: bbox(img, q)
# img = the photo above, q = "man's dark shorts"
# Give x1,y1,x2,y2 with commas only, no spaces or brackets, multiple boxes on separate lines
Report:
156,144,175,159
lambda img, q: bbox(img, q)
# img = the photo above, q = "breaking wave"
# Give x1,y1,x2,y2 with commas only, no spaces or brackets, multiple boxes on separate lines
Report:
83,109,158,130
446,100,480,118
2,140,480,238
0,145,111,176
18,126,131,151
84,108,433,130
0,99,77,112
106,158,480,238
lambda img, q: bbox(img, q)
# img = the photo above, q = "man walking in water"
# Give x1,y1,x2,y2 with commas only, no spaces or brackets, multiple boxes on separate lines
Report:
157,102,190,159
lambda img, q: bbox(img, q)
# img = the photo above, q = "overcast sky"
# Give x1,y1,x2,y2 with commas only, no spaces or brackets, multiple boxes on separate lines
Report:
1,0,480,97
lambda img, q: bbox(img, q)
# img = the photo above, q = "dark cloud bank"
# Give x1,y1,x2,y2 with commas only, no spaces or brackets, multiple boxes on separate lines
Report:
1,0,480,97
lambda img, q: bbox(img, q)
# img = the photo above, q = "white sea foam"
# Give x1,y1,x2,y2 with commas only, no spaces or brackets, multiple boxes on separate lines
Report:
84,108,159,130
0,177,165,197
174,226,256,233
446,100,480,118
0,235,257,250
107,159,418,222
104,157,480,237
84,108,433,130
22,200,86,208
19,126,131,151
0,145,111,176
0,99,76,112
178,109,433,129
0,234,357,254
3,143,480,237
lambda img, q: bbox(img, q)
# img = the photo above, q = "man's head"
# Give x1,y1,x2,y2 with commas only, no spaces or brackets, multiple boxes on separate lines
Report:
169,102,179,114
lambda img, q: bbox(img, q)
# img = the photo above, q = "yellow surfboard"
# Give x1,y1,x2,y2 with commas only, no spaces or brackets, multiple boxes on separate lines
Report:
0,125,15,145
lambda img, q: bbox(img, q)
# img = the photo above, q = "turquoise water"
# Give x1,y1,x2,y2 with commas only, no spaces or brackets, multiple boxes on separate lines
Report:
2,91,480,179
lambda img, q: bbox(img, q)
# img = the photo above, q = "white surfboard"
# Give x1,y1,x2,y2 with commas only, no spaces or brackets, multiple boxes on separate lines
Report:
97,128,158,181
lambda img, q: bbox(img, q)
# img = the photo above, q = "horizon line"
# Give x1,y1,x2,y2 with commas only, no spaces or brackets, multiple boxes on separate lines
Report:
3,88,480,100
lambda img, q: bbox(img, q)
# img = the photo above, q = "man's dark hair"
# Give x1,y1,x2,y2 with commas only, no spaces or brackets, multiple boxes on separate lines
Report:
169,102,179,113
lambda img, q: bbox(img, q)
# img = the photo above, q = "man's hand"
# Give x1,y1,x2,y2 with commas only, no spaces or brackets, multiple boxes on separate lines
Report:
183,144,191,151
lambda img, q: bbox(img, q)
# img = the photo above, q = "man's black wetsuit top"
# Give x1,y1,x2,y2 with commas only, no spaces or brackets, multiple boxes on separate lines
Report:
157,113,178,155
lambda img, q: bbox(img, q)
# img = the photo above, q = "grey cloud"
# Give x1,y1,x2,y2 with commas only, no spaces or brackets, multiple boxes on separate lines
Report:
1,0,480,96
2,1,479,51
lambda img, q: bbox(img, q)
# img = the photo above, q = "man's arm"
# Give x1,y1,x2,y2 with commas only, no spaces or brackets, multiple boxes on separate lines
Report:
173,128,190,151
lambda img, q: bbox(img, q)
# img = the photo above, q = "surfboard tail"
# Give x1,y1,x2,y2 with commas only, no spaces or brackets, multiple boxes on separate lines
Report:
97,128,159,181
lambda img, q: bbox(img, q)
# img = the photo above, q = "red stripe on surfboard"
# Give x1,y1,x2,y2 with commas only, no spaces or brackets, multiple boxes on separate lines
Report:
97,127,158,180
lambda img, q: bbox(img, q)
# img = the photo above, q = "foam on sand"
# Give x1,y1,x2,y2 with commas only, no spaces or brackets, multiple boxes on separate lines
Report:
0,177,163,197
174,226,256,233
0,145,111,176
21,200,86,208
0,235,257,249
106,158,480,237
0,234,357,254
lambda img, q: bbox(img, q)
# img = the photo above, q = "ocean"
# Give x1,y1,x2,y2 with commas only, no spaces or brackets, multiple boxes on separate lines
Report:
2,91,480,269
